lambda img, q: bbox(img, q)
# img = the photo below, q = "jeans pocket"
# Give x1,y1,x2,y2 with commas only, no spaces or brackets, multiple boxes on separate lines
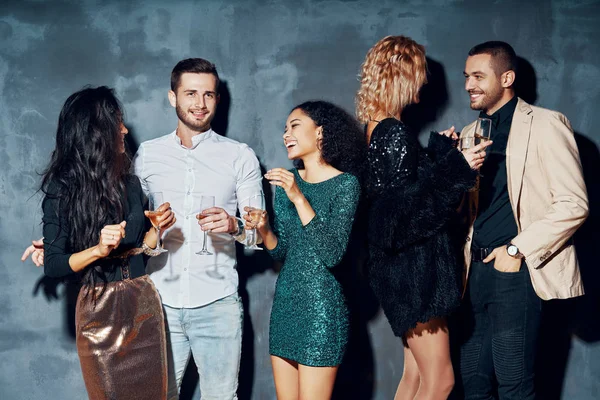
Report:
491,259,524,277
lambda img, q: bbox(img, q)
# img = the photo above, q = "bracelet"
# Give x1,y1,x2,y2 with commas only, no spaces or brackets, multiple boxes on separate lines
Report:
142,241,162,257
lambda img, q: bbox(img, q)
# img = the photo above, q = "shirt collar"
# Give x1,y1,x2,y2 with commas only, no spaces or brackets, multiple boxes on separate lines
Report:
479,96,518,129
171,128,215,149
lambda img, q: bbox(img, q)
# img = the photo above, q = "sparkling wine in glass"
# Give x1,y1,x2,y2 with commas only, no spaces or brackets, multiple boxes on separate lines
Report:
245,193,265,251
196,195,215,255
147,192,168,254
474,117,492,146
459,117,492,150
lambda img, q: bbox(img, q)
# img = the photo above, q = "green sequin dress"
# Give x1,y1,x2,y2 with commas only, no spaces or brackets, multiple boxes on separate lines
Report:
267,169,360,367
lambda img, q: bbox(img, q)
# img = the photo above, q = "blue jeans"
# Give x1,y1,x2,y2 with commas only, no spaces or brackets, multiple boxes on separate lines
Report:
164,294,243,400
458,260,542,399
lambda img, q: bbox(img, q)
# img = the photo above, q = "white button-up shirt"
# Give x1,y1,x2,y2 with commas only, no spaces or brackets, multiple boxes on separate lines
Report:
133,129,262,308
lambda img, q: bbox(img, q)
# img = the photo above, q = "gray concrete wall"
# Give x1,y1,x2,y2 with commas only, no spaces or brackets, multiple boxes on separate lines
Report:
1,0,599,399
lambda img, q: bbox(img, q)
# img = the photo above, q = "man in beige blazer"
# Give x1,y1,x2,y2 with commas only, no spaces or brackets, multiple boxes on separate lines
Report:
457,41,588,399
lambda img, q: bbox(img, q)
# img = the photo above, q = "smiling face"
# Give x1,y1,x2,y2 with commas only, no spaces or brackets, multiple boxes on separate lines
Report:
283,108,322,161
169,72,219,133
464,52,517,115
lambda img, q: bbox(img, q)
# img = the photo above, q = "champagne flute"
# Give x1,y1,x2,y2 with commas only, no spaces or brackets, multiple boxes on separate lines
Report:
245,193,265,251
460,117,492,184
474,117,492,147
196,195,215,255
147,192,168,254
474,118,492,177
459,117,492,150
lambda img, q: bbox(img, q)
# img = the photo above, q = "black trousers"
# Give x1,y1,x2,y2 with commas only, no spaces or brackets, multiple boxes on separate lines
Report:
457,260,542,399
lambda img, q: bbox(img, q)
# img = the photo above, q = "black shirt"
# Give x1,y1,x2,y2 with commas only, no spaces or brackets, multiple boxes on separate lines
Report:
472,96,519,249
42,175,149,281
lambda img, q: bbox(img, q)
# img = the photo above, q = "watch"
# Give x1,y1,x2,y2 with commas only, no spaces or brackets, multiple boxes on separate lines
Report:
507,243,523,259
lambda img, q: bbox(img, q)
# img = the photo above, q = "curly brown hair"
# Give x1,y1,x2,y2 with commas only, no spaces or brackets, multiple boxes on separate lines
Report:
292,100,366,180
356,36,427,123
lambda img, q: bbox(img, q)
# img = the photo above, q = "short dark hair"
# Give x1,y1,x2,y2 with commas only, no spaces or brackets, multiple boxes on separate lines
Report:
170,58,220,92
468,41,517,76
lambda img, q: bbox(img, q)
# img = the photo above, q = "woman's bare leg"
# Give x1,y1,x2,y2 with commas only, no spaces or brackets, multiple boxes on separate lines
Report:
395,345,421,399
405,318,455,400
297,363,338,400
271,356,299,400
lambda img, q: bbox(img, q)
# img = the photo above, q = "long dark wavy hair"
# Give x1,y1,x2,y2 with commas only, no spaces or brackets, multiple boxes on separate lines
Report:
41,86,130,291
292,100,367,180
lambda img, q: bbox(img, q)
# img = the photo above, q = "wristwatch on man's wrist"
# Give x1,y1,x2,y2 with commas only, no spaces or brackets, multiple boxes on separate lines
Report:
507,243,524,259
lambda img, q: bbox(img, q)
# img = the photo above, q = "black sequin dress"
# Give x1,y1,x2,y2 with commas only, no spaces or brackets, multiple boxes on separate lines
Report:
366,119,477,337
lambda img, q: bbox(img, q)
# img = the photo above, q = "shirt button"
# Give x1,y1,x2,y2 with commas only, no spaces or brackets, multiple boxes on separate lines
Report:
186,216,189,219
188,169,192,172
184,241,188,244
184,268,187,271
187,191,191,195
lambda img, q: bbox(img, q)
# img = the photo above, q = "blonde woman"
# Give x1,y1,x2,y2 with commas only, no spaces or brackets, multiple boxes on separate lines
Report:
356,36,490,399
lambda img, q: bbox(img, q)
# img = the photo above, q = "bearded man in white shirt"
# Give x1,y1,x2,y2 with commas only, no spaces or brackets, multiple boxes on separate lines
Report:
135,58,263,400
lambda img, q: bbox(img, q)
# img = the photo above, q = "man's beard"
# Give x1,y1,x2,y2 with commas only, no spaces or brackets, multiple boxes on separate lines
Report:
176,104,212,132
470,86,504,112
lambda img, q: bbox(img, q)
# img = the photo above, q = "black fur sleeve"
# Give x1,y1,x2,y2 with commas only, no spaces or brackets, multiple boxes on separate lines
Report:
369,143,477,254
426,131,458,161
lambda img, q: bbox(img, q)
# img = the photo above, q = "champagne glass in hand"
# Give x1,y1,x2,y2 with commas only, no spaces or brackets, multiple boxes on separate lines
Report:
459,117,492,150
147,192,168,254
474,117,492,147
196,195,215,255
245,193,265,250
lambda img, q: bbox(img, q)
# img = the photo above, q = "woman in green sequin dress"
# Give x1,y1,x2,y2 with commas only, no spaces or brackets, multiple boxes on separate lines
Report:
249,101,365,399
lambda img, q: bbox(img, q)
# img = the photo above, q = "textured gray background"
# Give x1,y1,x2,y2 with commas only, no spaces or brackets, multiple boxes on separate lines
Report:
2,0,600,399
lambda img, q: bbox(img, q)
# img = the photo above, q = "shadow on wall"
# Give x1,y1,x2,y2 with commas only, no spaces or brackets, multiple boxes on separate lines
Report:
536,132,600,399
332,200,379,400
32,276,80,340
514,57,600,400
212,81,231,137
236,159,276,400
403,57,450,137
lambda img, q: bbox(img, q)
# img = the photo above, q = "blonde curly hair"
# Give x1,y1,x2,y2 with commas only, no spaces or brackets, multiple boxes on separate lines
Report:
356,36,427,123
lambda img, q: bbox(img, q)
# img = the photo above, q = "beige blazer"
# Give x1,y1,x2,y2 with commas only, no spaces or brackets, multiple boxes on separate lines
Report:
460,98,588,300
